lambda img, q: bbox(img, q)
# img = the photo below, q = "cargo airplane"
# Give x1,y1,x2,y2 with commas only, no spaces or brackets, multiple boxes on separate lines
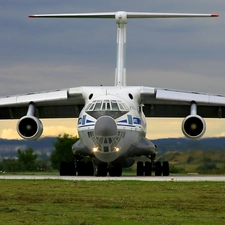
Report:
0,11,220,176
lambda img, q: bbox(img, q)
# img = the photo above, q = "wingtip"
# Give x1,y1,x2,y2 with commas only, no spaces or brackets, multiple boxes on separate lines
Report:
211,14,219,17
28,14,34,18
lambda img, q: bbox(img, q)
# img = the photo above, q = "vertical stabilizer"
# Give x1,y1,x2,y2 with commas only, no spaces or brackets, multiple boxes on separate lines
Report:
29,11,218,87
115,11,127,86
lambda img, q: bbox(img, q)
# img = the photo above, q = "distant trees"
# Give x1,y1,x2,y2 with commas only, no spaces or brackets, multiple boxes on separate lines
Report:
0,134,78,173
0,147,39,172
17,147,38,171
50,134,79,170
0,159,18,172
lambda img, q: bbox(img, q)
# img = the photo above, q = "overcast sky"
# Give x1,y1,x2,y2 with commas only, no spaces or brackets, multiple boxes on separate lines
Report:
0,0,225,139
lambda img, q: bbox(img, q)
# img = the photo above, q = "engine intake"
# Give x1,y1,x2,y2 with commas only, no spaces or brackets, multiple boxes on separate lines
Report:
17,116,43,140
182,115,206,139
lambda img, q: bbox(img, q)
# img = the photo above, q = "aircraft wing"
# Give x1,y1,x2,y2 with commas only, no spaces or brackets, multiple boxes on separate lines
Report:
140,87,225,118
0,87,84,119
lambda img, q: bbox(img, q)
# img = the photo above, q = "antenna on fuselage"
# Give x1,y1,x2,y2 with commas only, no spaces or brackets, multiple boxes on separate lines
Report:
29,11,218,87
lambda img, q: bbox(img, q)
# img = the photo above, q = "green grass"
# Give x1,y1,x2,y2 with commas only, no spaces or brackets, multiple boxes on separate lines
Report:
0,180,225,225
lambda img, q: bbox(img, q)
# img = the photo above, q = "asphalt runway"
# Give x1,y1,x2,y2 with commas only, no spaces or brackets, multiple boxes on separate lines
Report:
0,175,225,181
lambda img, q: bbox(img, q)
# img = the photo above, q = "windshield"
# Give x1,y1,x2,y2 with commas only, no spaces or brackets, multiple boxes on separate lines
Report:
85,100,130,119
86,100,129,112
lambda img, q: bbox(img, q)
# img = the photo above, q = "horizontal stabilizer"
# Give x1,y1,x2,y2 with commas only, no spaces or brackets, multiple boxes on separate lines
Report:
28,11,218,87
29,12,218,19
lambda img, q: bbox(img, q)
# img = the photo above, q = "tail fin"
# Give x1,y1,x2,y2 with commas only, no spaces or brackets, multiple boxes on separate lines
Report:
29,11,218,86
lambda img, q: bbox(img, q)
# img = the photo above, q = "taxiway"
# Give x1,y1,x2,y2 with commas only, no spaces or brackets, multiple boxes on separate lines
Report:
0,175,225,182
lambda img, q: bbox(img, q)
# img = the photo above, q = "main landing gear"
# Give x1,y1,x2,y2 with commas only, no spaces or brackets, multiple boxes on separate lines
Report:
136,161,169,176
60,160,94,176
60,160,122,177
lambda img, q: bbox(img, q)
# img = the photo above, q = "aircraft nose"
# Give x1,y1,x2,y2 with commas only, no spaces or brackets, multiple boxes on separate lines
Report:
94,116,117,136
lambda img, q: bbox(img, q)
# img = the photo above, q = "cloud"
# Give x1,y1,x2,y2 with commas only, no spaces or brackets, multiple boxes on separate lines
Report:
42,126,77,138
0,119,78,139
0,129,19,140
146,118,225,140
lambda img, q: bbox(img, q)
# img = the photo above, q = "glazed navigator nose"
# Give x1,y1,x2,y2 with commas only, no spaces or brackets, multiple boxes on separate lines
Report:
94,116,117,136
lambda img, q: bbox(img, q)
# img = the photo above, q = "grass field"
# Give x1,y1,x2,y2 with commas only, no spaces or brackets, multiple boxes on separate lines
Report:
0,179,225,225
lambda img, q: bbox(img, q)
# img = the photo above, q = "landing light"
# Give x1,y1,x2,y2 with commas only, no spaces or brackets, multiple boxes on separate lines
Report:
93,147,98,152
115,147,120,152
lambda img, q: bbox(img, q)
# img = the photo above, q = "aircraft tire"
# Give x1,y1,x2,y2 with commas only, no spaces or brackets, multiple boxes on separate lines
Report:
86,161,94,176
60,161,76,176
60,161,68,176
145,161,152,176
77,161,86,176
136,161,144,176
155,161,162,176
162,161,170,176
67,162,76,176
95,163,108,177
109,164,122,177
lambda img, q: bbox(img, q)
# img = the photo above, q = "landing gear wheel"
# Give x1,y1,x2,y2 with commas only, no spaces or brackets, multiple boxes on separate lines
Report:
137,161,144,176
155,161,162,176
162,161,169,176
86,161,94,176
95,163,108,177
77,161,85,176
60,161,76,176
145,161,152,176
60,161,68,176
109,164,122,177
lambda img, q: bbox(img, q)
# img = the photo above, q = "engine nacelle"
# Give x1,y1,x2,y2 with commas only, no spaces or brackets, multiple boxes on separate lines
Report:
17,116,43,140
182,115,206,139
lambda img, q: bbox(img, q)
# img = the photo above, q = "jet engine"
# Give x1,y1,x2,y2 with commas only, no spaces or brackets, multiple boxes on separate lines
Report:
182,115,206,139
17,115,43,140
16,102,43,140
181,102,206,139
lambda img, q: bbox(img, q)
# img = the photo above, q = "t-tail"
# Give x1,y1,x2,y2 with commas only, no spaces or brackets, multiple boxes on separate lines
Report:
29,11,218,86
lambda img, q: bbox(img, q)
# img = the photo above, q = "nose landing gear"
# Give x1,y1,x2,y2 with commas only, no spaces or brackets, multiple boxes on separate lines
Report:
94,163,122,177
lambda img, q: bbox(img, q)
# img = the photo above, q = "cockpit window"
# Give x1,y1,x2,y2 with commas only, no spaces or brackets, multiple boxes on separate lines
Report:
111,100,119,111
118,102,125,110
85,99,129,119
94,101,102,110
86,100,129,112
88,103,95,111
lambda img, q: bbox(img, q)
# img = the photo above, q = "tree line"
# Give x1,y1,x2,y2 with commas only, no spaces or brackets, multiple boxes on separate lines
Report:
0,134,78,173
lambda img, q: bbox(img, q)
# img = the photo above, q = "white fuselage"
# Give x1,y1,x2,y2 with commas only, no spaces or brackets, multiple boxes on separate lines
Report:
77,86,147,162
